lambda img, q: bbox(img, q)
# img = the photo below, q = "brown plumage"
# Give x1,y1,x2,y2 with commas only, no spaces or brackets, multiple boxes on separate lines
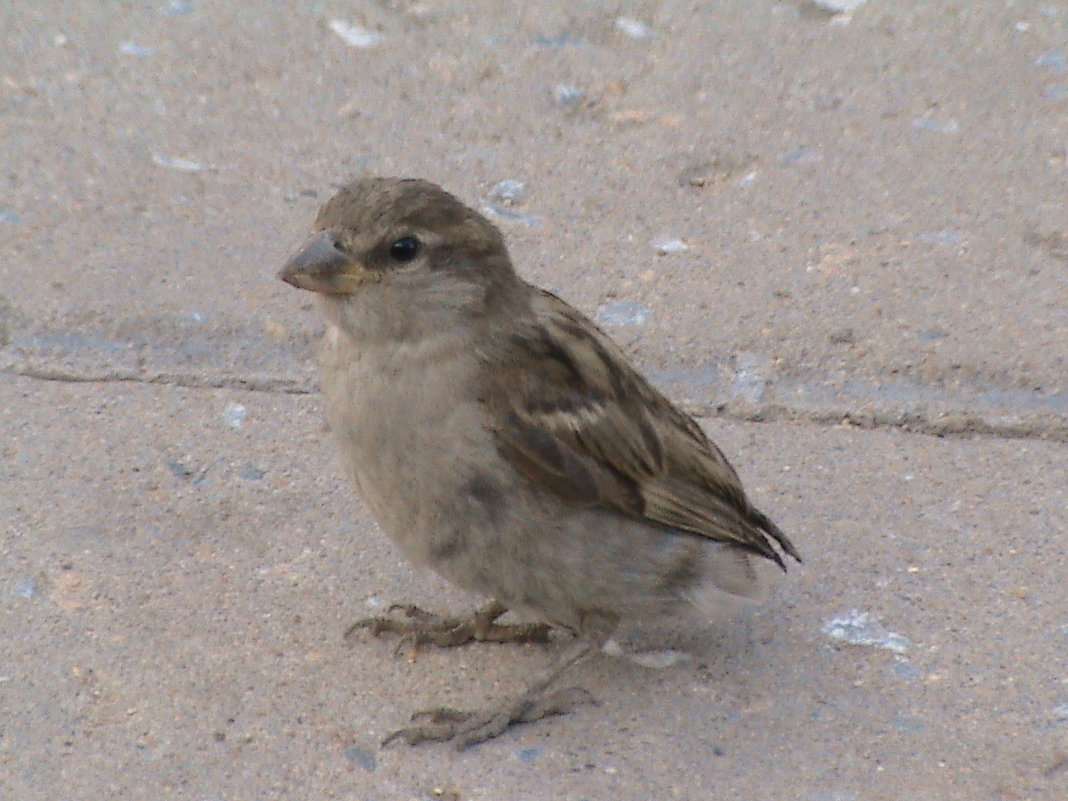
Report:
279,176,799,748
489,289,799,570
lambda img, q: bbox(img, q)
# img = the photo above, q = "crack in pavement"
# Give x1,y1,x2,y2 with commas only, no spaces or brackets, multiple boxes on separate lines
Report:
2,313,1065,442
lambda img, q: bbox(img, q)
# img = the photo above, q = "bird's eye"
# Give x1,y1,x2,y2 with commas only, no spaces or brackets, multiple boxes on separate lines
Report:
388,236,420,263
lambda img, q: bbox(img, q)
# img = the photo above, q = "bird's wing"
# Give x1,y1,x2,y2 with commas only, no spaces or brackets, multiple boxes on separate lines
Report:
488,289,799,568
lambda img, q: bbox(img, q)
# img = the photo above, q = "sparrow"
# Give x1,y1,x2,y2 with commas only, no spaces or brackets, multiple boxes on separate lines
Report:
278,177,800,749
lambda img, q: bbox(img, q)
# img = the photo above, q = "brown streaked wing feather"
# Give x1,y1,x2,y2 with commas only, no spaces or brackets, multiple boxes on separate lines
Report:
488,289,798,567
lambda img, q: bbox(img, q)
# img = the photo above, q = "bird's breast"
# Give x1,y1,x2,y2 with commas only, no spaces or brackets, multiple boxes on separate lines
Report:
318,322,498,564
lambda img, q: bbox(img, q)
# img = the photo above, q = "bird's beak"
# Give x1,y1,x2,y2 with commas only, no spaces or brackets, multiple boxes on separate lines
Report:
278,230,368,294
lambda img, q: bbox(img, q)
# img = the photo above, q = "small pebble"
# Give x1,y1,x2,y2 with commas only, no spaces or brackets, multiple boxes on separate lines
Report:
595,300,650,327
628,649,688,669
479,202,539,227
15,577,38,599
730,352,768,404
1036,47,1066,72
912,118,959,133
488,179,525,206
615,18,654,39
119,41,155,57
531,33,585,49
551,83,585,106
152,153,203,172
811,0,868,13
160,0,194,15
222,402,247,429
328,20,383,49
823,610,910,654
651,237,689,255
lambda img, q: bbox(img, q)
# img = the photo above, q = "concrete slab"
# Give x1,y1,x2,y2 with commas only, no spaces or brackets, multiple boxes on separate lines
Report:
1,1,1065,799
3,375,1065,799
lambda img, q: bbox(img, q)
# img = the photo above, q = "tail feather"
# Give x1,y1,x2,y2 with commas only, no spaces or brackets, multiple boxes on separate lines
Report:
749,507,802,569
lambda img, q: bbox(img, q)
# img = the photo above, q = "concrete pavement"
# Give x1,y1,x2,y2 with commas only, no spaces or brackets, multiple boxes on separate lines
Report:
2,2,1065,799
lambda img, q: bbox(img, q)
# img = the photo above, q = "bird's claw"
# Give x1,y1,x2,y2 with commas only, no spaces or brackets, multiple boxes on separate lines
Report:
381,687,596,749
346,603,551,650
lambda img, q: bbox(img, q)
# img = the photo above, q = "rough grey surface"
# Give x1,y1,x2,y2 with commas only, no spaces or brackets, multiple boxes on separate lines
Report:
1,2,1065,799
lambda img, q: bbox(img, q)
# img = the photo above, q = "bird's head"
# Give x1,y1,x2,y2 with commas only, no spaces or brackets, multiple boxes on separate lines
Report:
280,177,521,320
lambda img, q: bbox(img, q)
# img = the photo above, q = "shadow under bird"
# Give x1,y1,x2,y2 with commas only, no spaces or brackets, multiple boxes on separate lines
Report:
278,176,800,748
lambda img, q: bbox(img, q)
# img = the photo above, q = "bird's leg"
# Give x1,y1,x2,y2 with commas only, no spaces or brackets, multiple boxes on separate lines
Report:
347,599,552,650
383,636,601,750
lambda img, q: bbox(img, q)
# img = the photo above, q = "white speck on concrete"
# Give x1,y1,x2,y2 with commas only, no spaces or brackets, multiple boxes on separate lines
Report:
596,300,651,327
912,118,959,134
222,402,247,429
329,20,383,49
552,84,584,105
823,610,910,653
652,237,689,255
479,202,539,227
615,18,654,40
812,0,868,13
488,180,526,206
152,153,203,171
603,640,688,668
119,41,155,56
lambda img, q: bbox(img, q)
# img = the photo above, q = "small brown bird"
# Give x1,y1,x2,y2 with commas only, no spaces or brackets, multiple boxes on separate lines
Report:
279,177,799,748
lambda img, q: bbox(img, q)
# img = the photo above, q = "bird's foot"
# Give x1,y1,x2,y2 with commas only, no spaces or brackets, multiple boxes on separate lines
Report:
382,686,595,750
346,600,551,651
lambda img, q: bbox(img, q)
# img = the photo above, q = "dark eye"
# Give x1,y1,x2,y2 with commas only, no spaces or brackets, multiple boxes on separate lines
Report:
389,236,420,263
